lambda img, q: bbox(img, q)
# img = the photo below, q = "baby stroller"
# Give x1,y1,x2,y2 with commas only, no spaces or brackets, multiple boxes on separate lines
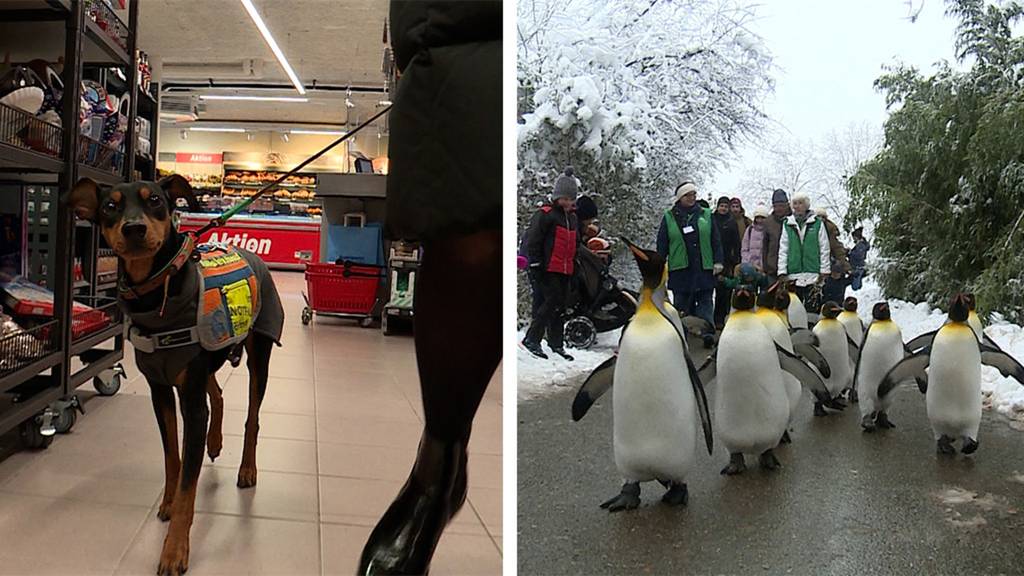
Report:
563,243,637,349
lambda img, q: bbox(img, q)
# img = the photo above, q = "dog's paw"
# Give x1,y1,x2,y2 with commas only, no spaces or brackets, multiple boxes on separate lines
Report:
157,532,189,576
206,441,222,462
237,466,257,488
157,499,174,522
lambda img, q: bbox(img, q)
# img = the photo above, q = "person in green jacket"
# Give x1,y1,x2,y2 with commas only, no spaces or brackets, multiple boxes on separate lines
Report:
655,181,724,347
777,192,831,305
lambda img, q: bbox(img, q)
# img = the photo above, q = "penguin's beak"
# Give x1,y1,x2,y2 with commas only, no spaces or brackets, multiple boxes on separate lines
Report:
620,237,649,262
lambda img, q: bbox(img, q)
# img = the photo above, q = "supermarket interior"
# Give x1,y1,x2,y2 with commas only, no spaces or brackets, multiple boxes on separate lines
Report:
0,1,501,574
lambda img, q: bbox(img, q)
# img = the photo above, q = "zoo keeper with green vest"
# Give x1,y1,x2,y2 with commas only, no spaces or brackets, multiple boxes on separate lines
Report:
656,180,724,348
777,192,831,305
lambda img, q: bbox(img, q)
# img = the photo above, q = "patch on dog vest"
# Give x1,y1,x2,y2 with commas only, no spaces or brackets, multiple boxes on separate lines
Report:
195,243,261,350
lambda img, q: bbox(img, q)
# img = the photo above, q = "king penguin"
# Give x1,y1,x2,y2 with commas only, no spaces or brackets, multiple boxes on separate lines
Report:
570,239,712,511
811,301,859,417
877,293,1024,454
750,285,832,443
700,288,832,475
853,302,910,431
838,297,865,345
906,292,996,350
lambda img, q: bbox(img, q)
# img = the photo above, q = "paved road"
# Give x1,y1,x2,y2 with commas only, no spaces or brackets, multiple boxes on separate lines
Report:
518,346,1024,575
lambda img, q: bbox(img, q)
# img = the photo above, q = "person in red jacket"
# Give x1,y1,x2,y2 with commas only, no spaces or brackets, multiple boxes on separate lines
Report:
522,166,580,361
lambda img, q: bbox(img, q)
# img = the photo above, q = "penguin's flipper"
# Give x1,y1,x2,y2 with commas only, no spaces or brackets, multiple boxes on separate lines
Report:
775,344,832,404
790,328,819,348
981,332,1002,350
697,349,717,383
846,335,861,366
685,351,714,456
571,356,617,421
979,343,1024,385
905,330,937,353
878,347,932,398
681,314,713,336
660,307,713,456
792,343,831,378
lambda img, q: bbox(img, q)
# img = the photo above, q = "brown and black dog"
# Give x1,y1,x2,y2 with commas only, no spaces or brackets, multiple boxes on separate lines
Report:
65,175,283,576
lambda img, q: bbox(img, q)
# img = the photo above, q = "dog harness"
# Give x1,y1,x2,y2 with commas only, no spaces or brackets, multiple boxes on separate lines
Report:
128,242,261,354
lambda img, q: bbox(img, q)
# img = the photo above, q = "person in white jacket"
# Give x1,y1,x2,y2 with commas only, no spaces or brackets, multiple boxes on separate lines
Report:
777,193,830,305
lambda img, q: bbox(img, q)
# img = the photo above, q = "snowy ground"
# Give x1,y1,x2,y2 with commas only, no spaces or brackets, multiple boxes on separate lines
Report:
517,278,1024,424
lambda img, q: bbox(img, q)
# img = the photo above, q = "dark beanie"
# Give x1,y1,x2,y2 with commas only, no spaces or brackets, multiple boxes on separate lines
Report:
717,196,730,207
772,188,788,204
553,167,579,201
575,195,598,221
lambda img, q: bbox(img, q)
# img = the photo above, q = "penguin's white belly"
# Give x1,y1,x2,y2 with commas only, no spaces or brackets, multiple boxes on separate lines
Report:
613,322,697,482
788,299,808,329
856,327,904,418
839,313,863,343
714,319,788,455
757,313,801,425
814,322,851,397
926,329,982,439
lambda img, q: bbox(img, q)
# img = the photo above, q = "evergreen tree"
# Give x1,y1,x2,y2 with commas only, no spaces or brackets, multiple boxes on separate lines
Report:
847,0,1024,322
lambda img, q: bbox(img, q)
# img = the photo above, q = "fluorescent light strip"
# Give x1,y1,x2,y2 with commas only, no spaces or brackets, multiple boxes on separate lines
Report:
201,95,308,102
239,0,306,95
290,129,347,135
189,127,246,133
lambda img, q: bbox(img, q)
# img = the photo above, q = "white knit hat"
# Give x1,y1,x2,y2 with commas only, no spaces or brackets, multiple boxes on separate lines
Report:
673,182,698,205
754,205,768,218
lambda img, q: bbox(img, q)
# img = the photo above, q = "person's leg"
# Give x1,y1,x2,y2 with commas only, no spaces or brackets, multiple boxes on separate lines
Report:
529,268,545,319
545,275,573,359
714,284,732,328
359,229,501,575
524,272,560,355
695,288,716,347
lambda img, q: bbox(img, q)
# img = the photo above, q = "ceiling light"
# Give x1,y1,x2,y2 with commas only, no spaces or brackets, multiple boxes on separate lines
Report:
281,133,289,142
200,95,308,102
189,127,246,133
378,100,392,107
246,133,254,141
290,129,347,136
239,0,306,95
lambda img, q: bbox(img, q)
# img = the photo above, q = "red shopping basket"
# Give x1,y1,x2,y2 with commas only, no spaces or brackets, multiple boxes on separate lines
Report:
304,261,383,316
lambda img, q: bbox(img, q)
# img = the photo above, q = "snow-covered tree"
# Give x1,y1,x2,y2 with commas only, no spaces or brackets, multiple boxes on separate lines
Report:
733,122,883,231
517,0,775,251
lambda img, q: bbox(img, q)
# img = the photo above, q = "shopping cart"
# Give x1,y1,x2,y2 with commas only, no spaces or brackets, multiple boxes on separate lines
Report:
301,261,385,327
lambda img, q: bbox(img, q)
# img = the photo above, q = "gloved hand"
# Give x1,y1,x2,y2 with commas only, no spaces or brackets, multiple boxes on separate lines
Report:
713,263,724,275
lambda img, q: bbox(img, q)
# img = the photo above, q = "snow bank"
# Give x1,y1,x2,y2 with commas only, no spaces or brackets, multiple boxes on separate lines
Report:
517,278,1024,427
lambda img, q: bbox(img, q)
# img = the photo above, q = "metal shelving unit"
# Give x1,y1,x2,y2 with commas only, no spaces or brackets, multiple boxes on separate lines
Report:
0,0,140,447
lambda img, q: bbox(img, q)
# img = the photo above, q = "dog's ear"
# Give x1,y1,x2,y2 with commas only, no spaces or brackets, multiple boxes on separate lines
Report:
158,174,199,212
64,177,101,221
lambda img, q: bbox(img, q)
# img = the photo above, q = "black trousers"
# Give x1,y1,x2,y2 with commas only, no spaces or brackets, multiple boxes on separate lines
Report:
714,284,732,328
525,272,570,350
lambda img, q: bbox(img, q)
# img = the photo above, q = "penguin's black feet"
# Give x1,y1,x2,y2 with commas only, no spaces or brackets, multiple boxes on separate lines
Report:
813,402,828,417
551,348,575,361
358,434,467,576
661,482,689,506
827,397,848,410
876,411,896,429
600,482,641,512
961,436,979,454
521,340,548,359
847,388,859,404
860,412,877,432
759,449,782,471
720,453,746,475
937,435,956,456
779,430,792,445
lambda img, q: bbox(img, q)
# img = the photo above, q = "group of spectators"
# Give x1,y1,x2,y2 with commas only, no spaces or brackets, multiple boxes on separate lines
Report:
518,169,871,359
656,182,869,347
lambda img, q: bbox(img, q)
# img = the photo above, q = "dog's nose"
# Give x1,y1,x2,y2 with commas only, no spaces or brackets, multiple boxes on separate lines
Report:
123,222,148,241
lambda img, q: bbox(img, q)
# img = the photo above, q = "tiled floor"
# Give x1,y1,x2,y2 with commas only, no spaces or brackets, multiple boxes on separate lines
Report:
0,272,502,575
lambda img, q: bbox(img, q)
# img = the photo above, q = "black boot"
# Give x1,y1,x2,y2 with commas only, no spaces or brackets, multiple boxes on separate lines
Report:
551,347,575,361
358,434,467,575
521,339,548,359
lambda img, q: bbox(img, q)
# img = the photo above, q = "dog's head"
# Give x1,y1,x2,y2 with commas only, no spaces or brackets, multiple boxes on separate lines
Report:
64,175,199,263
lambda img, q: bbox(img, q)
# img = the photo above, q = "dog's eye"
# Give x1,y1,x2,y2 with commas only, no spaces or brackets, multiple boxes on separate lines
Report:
103,200,118,212
149,195,162,206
